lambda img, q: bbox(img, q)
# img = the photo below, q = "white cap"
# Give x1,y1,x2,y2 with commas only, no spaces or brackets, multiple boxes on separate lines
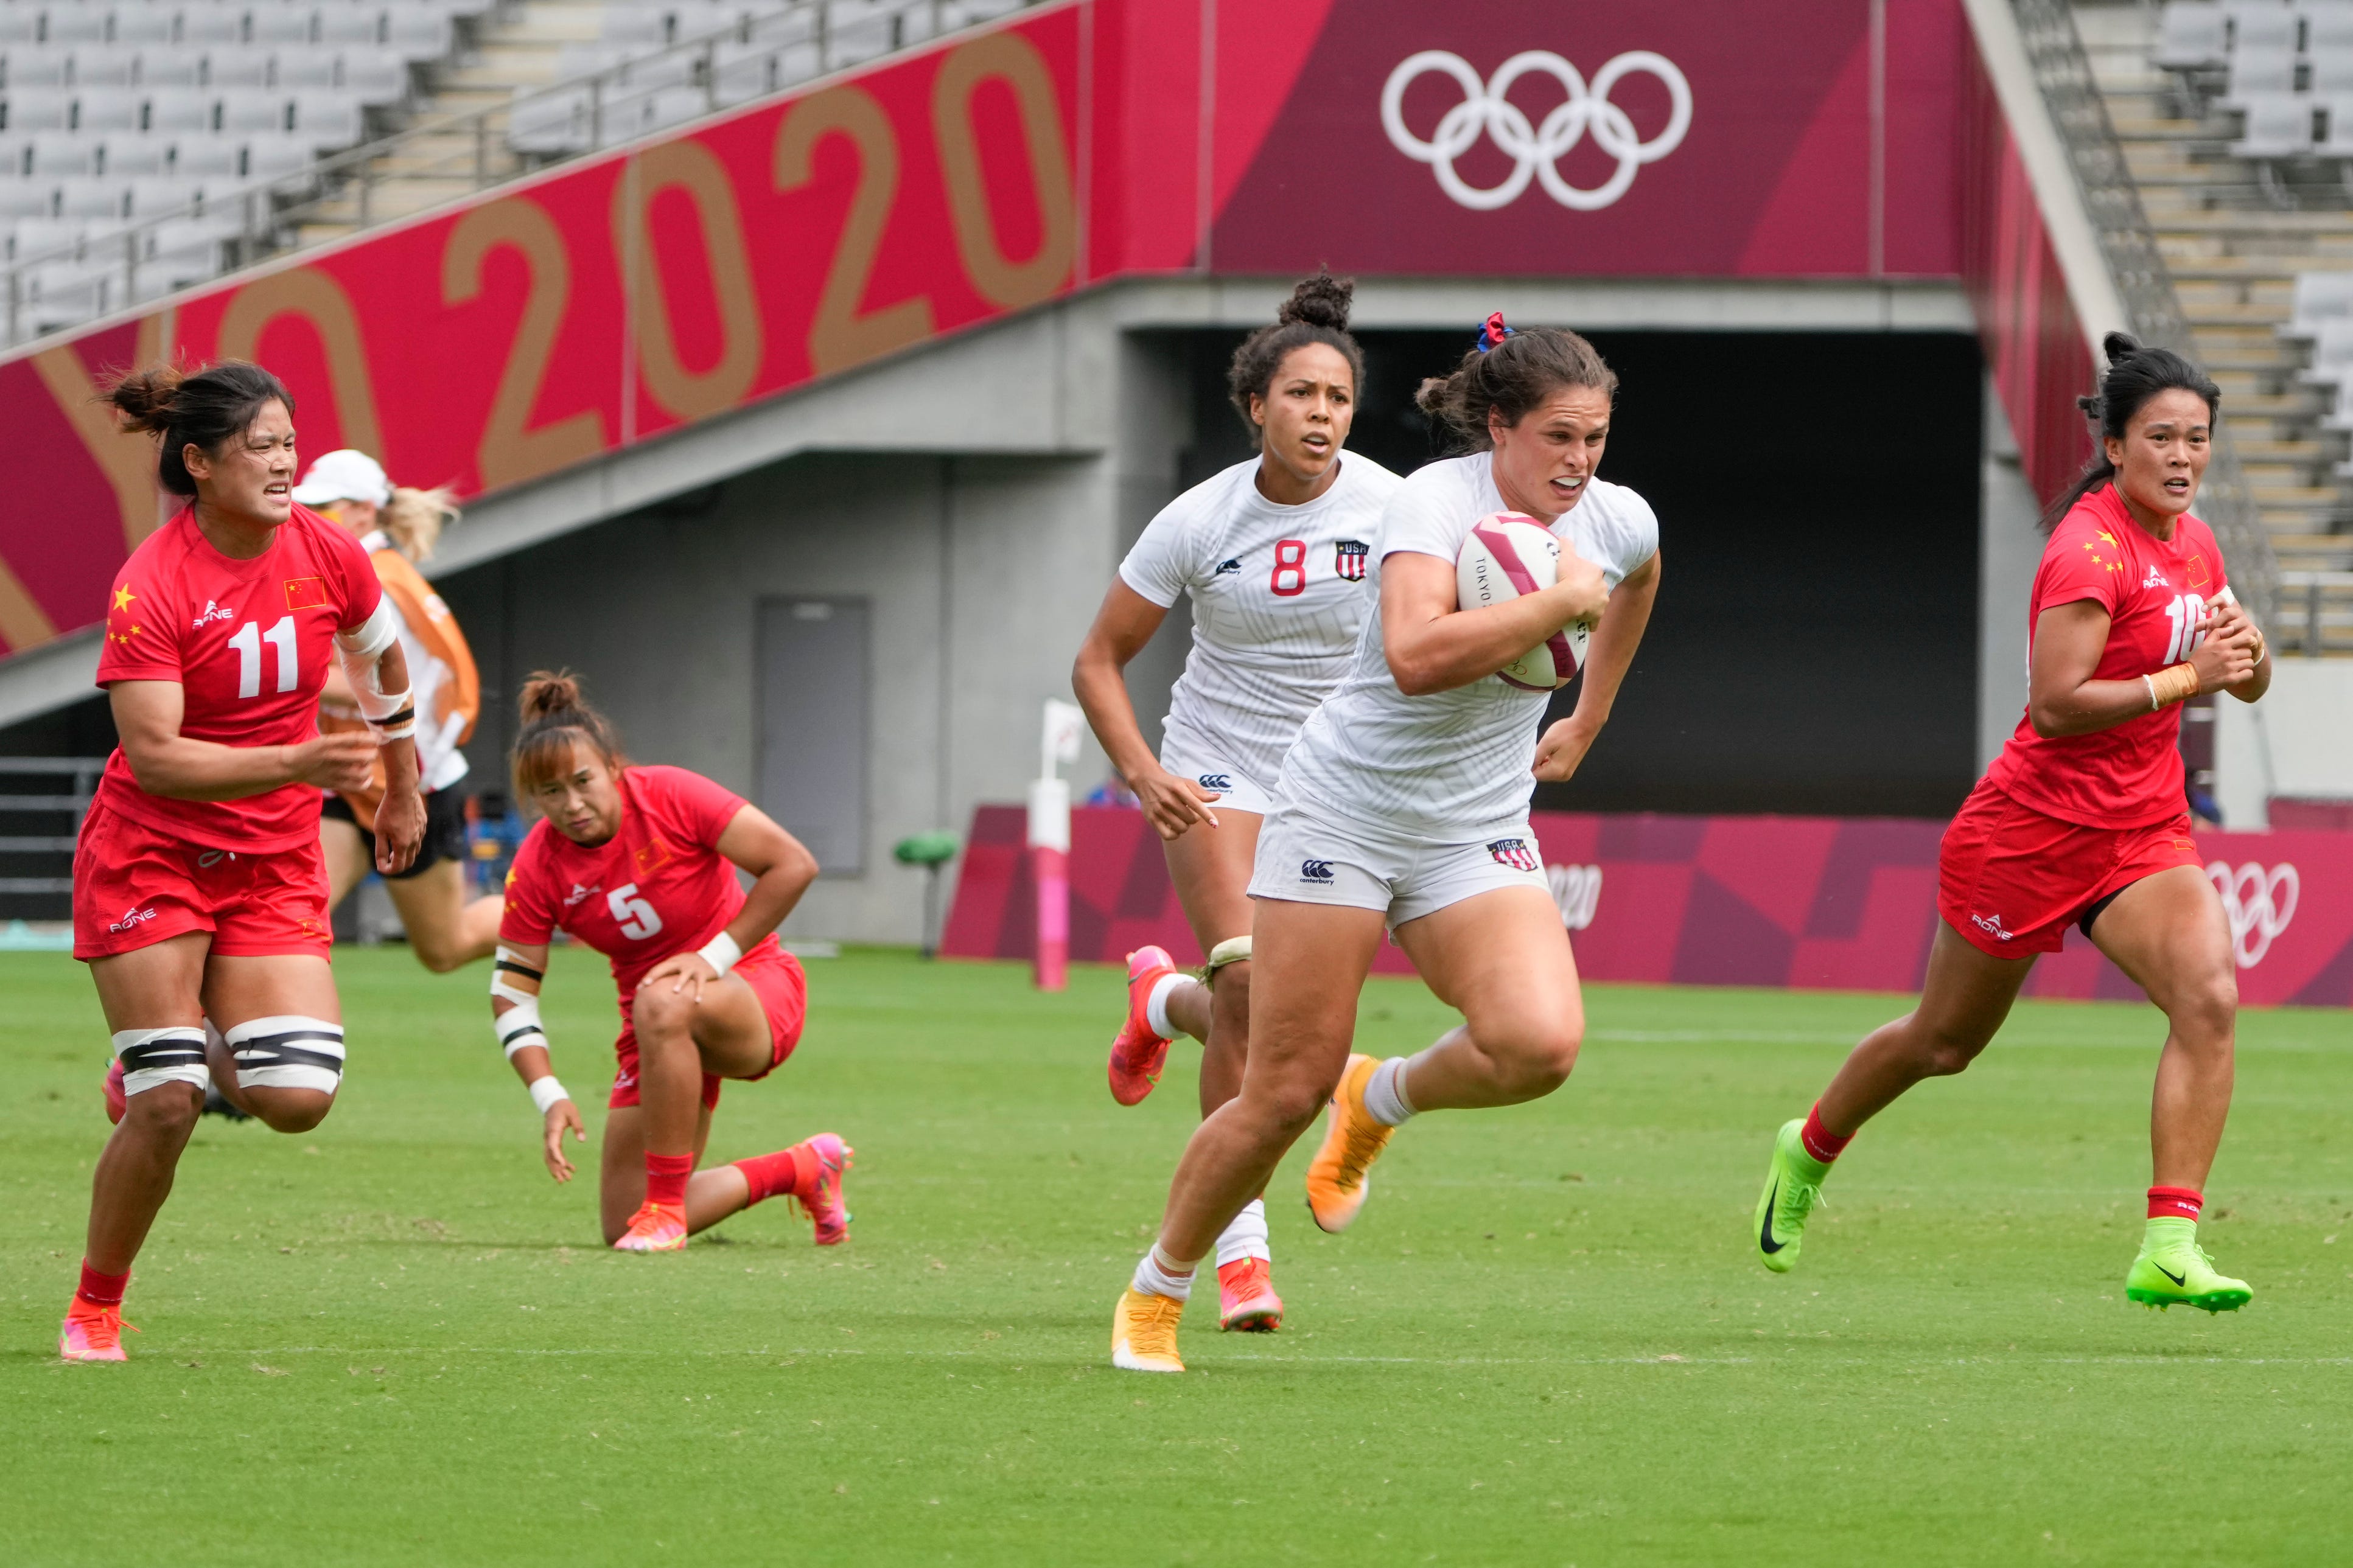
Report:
292,448,391,507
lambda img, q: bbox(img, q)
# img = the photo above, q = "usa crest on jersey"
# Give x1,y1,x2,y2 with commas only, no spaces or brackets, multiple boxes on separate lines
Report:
1334,540,1370,582
1486,837,1539,873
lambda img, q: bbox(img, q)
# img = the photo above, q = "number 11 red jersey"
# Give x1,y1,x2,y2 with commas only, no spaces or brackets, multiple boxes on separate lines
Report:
93,504,382,852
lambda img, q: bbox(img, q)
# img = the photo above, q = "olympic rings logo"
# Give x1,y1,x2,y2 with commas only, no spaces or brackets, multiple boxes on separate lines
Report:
1380,49,1694,212
2206,860,2299,968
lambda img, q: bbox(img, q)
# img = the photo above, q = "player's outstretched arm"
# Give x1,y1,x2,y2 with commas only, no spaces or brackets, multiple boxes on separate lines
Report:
489,942,583,1180
1535,549,1661,782
2027,600,2256,737
110,678,377,801
1072,579,1223,841
335,614,427,874
1383,550,1610,697
637,806,819,1002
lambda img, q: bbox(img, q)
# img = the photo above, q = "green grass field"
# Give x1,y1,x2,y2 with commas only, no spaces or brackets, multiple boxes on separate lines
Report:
7,947,2352,1566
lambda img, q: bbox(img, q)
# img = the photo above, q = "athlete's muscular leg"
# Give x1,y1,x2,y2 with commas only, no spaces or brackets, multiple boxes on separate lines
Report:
85,932,209,1275
1162,810,1262,1115
1155,899,1385,1263
201,954,342,1133
1813,923,2036,1137
626,974,777,1159
600,1104,720,1244
2085,865,2239,1191
1391,887,1586,1110
320,816,372,909
383,859,502,974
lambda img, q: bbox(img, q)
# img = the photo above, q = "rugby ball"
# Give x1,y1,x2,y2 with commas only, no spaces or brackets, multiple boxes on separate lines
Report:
1456,512,1587,691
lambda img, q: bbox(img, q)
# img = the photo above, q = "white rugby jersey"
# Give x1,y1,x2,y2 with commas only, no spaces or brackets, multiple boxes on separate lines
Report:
1279,452,1659,834
1120,454,1402,791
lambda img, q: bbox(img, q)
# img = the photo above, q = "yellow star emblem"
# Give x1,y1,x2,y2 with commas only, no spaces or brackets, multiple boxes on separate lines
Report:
111,585,135,612
2097,530,2119,546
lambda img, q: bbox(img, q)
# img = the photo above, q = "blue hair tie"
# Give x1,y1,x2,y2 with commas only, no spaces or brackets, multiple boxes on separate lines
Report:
1476,312,1513,352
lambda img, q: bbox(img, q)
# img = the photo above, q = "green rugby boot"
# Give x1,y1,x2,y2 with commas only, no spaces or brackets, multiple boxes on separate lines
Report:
2125,1219,2252,1313
1753,1118,1831,1274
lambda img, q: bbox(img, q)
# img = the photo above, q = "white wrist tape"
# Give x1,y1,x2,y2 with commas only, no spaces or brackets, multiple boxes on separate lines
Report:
528,1076,571,1115
697,930,743,977
495,996,547,1059
335,601,416,740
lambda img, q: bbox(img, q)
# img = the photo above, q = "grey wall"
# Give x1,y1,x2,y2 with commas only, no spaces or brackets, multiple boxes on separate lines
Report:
1979,375,2046,769
440,450,1130,944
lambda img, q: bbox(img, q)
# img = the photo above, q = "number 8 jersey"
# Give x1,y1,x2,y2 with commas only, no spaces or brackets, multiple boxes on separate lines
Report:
1119,455,1402,798
1983,483,2231,828
93,503,382,851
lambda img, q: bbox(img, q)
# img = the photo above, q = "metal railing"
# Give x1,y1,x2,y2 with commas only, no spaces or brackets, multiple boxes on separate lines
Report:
2281,568,2353,653
0,756,102,896
2009,0,2285,626
2,0,1038,348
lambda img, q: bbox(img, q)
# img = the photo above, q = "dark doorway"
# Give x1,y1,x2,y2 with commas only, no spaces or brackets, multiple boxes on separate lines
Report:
1175,326,1984,818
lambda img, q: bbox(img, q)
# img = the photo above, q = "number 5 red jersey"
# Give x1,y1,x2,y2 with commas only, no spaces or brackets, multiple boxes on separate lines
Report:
93,503,383,852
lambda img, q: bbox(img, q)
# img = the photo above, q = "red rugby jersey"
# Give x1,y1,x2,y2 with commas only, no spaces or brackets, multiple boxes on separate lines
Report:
1982,484,2229,828
93,503,382,852
500,765,780,999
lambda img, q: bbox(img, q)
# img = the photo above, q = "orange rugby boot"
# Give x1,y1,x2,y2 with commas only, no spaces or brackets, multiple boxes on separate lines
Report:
103,1059,125,1126
1108,946,1181,1106
612,1200,688,1253
789,1133,855,1246
1305,1054,1395,1233
58,1300,133,1362
1217,1256,1283,1333
1111,1286,1187,1373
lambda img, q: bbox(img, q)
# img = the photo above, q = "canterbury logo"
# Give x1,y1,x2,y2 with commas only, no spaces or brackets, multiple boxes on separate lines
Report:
1381,49,1693,212
1197,774,1232,792
1300,859,1336,883
2208,861,2298,967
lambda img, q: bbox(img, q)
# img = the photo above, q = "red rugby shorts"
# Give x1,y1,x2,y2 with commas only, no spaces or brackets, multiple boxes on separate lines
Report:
606,947,808,1110
73,803,332,961
1938,782,2201,957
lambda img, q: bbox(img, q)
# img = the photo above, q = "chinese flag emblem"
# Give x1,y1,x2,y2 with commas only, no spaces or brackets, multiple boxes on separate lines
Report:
2186,554,2210,588
284,577,329,610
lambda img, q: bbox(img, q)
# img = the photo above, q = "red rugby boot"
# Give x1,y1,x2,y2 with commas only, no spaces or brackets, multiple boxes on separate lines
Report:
1108,946,1180,1106
789,1133,855,1246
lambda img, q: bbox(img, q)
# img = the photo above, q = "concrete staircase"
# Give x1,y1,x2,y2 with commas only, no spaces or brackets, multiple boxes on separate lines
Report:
2077,0,2353,654
293,1,612,243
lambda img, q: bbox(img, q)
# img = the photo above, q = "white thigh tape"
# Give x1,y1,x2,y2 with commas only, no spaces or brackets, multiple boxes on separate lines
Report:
225,1014,346,1093
113,1026,210,1095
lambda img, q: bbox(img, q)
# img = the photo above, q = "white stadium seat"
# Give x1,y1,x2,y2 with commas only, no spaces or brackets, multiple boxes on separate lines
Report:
624,49,696,91
2308,2,2353,49
383,9,448,55
181,9,248,47
600,9,668,47
77,54,140,88
341,52,405,99
640,85,707,133
44,7,113,47
0,179,52,218
76,91,139,131
145,86,214,131
2226,41,2300,104
10,215,85,262
251,7,319,47
0,12,41,47
2316,92,2353,152
318,7,384,46
2155,2,2227,68
54,175,127,217
219,88,290,134
2298,316,2353,387
209,52,276,89
99,135,170,176
4,85,75,130
137,54,205,89
125,172,202,217
114,9,181,47
170,136,241,177
2229,2,2300,52
290,86,358,145
2234,90,2315,154
26,130,94,175
4,48,74,89
508,85,590,156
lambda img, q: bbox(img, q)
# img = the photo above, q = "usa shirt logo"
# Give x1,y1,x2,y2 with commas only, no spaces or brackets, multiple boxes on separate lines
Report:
1334,540,1369,581
1487,838,1539,873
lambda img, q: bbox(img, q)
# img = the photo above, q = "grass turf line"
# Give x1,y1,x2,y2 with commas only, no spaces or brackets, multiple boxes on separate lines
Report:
5,946,2351,1566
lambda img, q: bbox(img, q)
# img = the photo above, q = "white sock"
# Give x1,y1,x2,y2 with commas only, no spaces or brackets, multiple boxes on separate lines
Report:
1363,1055,1418,1127
1213,1199,1271,1270
1144,972,1191,1042
1131,1242,1197,1301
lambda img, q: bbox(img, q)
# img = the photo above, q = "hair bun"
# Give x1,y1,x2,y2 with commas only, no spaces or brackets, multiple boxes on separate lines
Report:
517,670,584,723
2100,330,2144,366
1276,271,1353,332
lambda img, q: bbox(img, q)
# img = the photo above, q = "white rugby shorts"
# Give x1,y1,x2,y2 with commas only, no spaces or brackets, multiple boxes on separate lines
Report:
1156,736,1277,817
1246,797,1550,928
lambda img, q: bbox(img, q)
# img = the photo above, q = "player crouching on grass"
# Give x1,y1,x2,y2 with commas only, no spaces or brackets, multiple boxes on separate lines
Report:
489,672,851,1253
1753,334,2270,1314
66,361,424,1361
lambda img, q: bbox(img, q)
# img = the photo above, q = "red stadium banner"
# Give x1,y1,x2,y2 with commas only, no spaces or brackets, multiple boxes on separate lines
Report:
942,804,2353,1009
0,0,2007,665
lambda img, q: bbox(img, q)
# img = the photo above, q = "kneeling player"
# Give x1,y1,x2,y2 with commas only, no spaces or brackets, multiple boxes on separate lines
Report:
490,673,850,1251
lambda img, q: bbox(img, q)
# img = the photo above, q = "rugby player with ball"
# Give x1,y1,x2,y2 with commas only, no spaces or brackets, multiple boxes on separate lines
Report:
1111,316,1663,1371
